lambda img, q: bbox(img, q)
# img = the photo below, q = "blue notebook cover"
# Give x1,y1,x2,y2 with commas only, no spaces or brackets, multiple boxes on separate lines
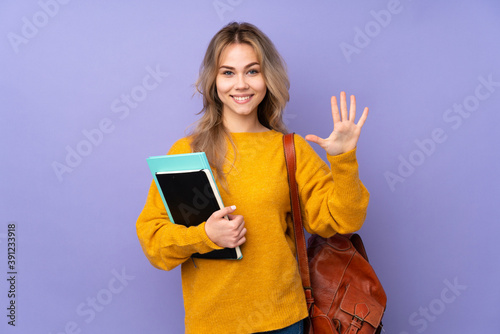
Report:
146,152,242,260
147,152,216,219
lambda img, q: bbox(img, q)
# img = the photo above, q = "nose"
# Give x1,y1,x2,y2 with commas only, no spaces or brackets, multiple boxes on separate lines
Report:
235,74,249,90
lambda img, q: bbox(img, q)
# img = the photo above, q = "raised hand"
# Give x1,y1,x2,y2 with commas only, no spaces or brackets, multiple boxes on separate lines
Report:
205,205,246,248
305,92,368,156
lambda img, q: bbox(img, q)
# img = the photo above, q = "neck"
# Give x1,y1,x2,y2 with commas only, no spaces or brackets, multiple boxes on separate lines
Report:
222,114,269,133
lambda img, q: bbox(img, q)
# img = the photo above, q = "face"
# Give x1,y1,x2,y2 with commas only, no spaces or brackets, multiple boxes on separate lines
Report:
216,43,267,126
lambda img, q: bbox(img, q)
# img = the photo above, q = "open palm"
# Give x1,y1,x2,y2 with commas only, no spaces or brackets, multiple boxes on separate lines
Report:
305,92,368,156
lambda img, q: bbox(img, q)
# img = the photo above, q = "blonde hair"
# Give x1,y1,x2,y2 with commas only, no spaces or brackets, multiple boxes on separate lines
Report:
190,22,290,186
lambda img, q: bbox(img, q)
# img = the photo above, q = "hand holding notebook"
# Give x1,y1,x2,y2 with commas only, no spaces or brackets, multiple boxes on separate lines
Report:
147,152,243,260
205,205,246,249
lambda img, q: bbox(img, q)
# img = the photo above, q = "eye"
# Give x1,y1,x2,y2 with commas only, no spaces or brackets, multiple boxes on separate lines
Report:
222,70,234,76
248,69,259,75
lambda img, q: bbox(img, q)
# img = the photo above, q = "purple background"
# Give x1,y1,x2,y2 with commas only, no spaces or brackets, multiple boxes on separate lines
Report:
1,1,499,333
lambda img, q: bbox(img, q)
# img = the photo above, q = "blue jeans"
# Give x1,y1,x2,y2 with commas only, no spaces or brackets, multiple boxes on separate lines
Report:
255,319,304,334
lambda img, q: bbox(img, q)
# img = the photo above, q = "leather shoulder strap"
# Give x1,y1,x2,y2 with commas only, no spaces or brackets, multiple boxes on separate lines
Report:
283,133,312,290
349,233,369,262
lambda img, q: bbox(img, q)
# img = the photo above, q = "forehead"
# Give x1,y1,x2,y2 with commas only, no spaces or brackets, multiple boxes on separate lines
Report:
219,43,259,67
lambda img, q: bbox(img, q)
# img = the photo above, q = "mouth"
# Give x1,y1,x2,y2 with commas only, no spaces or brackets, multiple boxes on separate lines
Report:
231,95,253,103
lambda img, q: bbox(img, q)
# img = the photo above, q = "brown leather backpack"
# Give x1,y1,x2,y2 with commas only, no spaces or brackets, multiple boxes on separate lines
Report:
284,133,387,334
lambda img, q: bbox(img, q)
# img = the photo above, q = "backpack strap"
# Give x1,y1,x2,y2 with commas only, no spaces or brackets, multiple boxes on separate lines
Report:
283,133,314,306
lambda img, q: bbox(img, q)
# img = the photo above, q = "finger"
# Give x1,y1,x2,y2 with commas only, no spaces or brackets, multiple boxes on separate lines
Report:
235,235,246,247
215,205,237,219
237,227,247,238
236,217,245,231
331,96,340,124
356,107,369,128
230,227,246,247
228,215,245,230
349,95,356,122
305,134,320,144
340,91,348,121
305,134,326,148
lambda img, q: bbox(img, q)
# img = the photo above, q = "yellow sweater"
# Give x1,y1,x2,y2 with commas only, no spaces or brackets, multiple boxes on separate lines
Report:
136,130,369,334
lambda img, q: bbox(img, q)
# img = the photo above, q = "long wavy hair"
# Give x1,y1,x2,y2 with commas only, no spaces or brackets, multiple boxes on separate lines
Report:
190,22,290,187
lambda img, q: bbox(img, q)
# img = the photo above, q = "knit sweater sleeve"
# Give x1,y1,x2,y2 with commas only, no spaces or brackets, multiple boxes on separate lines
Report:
136,138,223,271
294,134,369,237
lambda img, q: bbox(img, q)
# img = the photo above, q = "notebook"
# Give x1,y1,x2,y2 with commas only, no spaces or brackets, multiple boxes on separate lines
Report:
147,152,242,260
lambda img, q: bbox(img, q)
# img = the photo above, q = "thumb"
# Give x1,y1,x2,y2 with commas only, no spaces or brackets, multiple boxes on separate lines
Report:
216,205,237,219
305,134,325,147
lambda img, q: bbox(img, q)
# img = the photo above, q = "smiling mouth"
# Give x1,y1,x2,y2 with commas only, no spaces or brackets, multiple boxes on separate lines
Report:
231,95,253,102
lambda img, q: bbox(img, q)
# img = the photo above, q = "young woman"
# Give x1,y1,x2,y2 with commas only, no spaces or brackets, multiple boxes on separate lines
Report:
136,22,369,334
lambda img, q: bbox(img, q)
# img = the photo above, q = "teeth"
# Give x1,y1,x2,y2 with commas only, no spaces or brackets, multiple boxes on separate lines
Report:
233,96,251,101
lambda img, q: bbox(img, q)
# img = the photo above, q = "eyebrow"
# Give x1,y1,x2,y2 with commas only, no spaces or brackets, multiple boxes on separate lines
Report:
219,62,260,70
